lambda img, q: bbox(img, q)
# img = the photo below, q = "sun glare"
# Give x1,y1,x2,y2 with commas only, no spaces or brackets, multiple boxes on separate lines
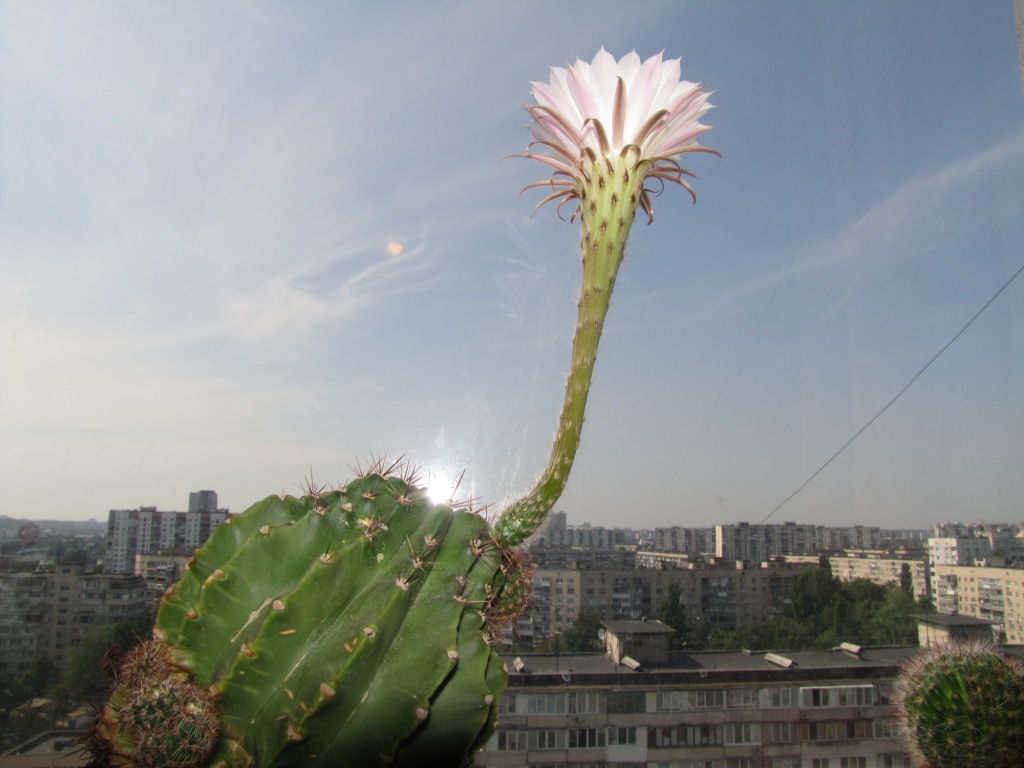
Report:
425,471,459,506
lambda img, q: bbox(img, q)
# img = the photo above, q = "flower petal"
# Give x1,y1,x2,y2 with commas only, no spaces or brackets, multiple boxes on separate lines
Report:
519,49,716,220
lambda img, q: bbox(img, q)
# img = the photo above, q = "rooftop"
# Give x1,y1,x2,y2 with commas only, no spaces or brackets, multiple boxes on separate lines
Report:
501,643,1024,684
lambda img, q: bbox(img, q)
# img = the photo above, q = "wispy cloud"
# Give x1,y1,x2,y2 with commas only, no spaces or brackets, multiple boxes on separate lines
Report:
674,129,1024,328
219,236,436,344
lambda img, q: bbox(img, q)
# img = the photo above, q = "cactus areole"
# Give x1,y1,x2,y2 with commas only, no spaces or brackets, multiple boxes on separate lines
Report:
87,49,715,768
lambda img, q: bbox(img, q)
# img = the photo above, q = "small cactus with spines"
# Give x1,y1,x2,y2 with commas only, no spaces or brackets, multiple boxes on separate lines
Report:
87,48,717,767
86,639,220,768
893,637,1024,768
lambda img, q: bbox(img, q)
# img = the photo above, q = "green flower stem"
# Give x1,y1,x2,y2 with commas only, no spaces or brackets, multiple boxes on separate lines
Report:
495,154,647,547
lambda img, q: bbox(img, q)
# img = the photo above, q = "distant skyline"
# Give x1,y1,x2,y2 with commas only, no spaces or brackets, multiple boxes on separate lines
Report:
2,2,1022,530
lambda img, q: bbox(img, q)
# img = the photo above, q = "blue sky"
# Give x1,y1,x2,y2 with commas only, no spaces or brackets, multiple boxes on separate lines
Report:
1,1,1022,531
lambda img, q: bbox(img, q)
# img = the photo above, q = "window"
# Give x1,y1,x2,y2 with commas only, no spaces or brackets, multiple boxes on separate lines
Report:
725,687,759,708
655,690,688,712
528,729,563,750
766,686,798,707
692,688,725,710
567,690,603,714
526,693,566,714
496,731,528,751
687,725,723,746
804,720,871,742
607,726,636,745
568,727,605,749
840,758,867,768
801,685,875,708
608,690,646,713
764,722,800,744
650,725,723,748
873,719,897,739
498,695,517,715
838,685,874,706
724,722,760,745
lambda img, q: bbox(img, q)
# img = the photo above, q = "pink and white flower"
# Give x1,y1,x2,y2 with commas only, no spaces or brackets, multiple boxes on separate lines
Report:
521,48,717,222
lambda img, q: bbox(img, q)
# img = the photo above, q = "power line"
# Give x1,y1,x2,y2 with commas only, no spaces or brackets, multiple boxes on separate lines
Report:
760,259,1024,524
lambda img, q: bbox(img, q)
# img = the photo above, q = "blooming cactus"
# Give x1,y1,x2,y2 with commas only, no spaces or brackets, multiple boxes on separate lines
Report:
87,50,715,768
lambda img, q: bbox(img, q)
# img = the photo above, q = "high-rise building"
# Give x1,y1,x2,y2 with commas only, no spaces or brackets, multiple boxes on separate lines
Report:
188,490,219,513
105,492,228,574
652,522,885,561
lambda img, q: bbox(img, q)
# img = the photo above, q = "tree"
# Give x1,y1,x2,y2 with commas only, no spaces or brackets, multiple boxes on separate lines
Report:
51,609,155,715
900,563,914,596
793,565,840,632
561,612,604,652
658,583,688,650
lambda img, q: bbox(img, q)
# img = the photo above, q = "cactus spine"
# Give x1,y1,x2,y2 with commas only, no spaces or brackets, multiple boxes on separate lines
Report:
893,637,1024,768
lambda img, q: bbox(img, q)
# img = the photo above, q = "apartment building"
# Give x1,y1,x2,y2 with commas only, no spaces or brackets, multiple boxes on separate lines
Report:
0,563,149,672
524,559,814,646
105,491,228,574
932,564,1024,643
650,524,884,562
715,523,822,562
826,553,930,601
134,552,192,600
477,620,921,768
653,526,717,556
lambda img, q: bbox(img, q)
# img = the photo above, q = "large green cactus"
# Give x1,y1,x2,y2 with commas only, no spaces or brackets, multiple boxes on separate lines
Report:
893,637,1024,768
89,461,528,768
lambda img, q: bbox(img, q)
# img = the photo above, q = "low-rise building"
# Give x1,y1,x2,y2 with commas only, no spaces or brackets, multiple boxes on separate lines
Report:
478,623,927,767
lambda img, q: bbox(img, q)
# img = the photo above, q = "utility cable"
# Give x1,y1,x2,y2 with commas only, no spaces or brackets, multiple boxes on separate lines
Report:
761,259,1024,523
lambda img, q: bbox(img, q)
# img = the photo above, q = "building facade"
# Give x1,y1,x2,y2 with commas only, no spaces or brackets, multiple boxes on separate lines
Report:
105,491,228,574
478,627,920,767
826,553,930,601
932,564,1024,644
650,524,885,562
0,563,149,672
522,559,815,647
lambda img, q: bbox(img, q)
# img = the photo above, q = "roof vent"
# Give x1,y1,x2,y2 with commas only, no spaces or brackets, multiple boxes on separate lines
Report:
838,642,863,658
765,652,795,668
